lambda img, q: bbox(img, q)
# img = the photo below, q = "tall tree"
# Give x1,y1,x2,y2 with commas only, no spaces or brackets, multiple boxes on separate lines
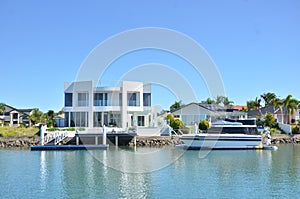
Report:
223,97,234,107
215,96,233,107
215,96,224,105
260,92,276,106
283,95,299,124
247,100,256,111
28,108,43,125
272,97,284,123
254,97,262,111
170,101,183,112
0,103,6,127
202,98,215,104
45,110,56,127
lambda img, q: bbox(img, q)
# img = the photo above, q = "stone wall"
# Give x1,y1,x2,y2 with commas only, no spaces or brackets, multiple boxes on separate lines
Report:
129,136,183,147
1,134,299,149
0,136,40,148
271,134,300,144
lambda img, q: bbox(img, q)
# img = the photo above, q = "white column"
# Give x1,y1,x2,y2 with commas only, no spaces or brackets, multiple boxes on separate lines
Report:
102,125,107,145
40,125,47,146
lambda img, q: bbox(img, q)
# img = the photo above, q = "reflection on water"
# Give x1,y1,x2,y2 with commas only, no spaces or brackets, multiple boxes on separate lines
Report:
91,146,185,173
39,151,47,192
1,145,300,198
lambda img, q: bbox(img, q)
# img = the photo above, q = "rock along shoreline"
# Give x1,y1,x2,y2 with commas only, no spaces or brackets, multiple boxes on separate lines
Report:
0,134,299,149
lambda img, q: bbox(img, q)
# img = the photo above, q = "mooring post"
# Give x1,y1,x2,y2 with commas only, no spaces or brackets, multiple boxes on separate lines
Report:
95,136,98,145
133,136,136,146
40,125,46,146
102,125,107,145
76,134,79,145
115,136,118,146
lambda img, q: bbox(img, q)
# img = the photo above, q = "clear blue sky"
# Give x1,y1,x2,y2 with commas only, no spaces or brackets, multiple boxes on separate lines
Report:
0,0,299,112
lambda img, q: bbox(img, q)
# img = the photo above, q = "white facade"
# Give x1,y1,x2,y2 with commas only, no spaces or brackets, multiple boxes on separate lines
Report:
63,81,152,129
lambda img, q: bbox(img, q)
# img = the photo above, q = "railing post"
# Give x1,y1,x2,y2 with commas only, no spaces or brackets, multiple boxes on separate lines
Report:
102,125,107,145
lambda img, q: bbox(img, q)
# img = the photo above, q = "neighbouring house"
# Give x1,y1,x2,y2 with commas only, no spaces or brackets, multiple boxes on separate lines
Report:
248,105,300,124
170,103,247,126
232,105,247,111
63,80,155,129
54,115,65,128
0,104,33,127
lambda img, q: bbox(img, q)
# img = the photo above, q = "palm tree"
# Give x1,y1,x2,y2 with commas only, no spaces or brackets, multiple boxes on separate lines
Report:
260,92,276,106
288,99,299,124
0,103,6,127
214,96,233,107
202,98,215,104
170,101,183,112
283,94,299,123
215,96,224,105
254,97,261,109
283,95,292,124
28,108,43,125
254,97,262,115
283,95,299,124
247,100,256,111
223,97,234,107
272,97,284,123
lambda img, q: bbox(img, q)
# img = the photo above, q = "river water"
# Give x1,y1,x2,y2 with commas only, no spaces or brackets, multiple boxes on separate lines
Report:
1,145,300,199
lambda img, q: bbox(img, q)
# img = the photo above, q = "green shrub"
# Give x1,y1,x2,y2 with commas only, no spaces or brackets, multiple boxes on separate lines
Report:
171,119,184,130
292,126,300,134
46,127,76,132
198,120,210,131
165,114,184,130
18,122,26,128
264,112,277,127
46,128,59,132
270,128,276,135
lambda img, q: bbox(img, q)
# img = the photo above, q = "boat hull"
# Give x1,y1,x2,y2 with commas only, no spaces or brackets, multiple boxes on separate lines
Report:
178,134,262,149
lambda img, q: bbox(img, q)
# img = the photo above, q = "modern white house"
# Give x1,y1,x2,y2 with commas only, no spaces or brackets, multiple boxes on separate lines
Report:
171,103,247,126
63,80,154,130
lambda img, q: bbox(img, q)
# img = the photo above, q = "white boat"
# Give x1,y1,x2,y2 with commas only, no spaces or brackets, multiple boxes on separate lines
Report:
178,119,265,150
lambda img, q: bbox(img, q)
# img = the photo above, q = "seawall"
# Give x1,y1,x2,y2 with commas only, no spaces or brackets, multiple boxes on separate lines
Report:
0,136,40,149
1,134,299,149
129,136,183,147
271,134,300,144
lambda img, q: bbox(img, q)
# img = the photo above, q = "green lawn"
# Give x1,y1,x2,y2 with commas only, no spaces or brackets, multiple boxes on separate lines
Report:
0,127,40,137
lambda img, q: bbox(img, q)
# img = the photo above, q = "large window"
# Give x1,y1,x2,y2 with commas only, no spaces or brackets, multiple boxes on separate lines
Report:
138,116,145,126
93,112,109,127
110,113,121,127
94,93,108,106
143,93,151,106
128,93,140,106
64,112,69,127
13,113,18,119
70,112,88,127
65,93,72,107
78,93,89,106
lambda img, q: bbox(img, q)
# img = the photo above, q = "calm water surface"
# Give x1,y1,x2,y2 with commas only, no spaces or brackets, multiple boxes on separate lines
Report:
1,145,300,199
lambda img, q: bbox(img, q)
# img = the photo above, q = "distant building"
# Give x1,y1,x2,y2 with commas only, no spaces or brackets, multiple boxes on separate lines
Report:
0,104,33,127
232,105,247,111
63,80,154,129
170,103,247,126
248,105,300,124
